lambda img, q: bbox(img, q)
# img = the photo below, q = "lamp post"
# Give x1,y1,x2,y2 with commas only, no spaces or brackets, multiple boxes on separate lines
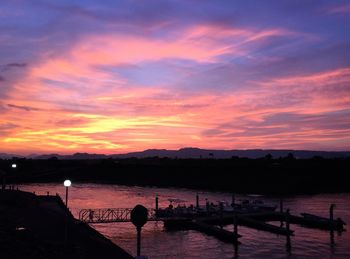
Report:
63,180,71,208
131,205,148,257
11,163,17,190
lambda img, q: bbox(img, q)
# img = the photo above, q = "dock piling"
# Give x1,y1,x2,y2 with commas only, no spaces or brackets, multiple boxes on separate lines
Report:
280,199,284,226
285,209,292,252
329,204,336,246
234,214,239,257
220,202,224,229
155,194,159,212
196,193,199,208
205,198,209,215
330,229,335,246
233,213,238,237
285,209,290,232
329,204,335,224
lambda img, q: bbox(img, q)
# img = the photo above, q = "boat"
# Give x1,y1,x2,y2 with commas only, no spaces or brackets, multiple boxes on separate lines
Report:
301,213,346,225
156,198,197,218
236,198,277,212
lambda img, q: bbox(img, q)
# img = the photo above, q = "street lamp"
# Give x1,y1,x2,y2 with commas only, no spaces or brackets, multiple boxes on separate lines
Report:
11,163,17,190
63,180,71,207
131,205,148,257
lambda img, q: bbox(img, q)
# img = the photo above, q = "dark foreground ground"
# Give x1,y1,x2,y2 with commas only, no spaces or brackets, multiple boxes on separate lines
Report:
0,190,133,259
1,156,350,194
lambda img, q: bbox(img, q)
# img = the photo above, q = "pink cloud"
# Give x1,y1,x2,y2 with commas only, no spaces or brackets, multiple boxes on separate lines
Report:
1,22,349,154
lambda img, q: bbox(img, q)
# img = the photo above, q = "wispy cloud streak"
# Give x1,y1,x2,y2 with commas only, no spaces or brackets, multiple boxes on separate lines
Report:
0,0,349,154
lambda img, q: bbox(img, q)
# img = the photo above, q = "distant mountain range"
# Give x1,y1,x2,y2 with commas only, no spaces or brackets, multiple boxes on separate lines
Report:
1,148,350,159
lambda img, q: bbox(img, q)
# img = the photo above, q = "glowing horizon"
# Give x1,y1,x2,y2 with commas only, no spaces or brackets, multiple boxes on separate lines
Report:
1,1,350,155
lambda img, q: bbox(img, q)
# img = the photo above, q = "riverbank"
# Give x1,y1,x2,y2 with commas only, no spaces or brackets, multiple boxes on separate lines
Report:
0,189,133,259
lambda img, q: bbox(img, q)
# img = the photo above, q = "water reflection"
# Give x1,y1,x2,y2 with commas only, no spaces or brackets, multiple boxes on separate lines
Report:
18,183,350,259
330,230,335,252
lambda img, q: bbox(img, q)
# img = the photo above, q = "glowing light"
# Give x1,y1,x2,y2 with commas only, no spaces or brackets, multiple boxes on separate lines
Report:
64,180,72,187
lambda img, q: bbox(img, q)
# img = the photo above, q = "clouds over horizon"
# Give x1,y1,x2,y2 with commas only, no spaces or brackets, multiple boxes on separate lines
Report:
0,0,350,154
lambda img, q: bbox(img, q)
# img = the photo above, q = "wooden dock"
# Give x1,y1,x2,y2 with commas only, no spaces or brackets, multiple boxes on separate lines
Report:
161,209,345,244
163,217,241,244
79,196,346,248
164,214,293,239
230,212,345,231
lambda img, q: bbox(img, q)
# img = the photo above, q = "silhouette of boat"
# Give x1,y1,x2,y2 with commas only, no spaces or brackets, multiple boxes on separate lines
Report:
156,198,197,218
301,213,346,228
157,196,277,218
236,199,277,212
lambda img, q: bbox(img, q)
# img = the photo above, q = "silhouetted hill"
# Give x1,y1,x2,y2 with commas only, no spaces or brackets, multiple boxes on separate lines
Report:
0,153,25,159
33,153,108,160
1,148,350,160
110,148,350,159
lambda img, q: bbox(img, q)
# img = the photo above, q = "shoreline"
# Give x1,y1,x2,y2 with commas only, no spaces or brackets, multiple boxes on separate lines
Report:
2,157,350,195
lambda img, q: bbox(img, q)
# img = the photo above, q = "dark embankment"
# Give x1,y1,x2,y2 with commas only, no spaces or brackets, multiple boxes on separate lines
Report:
1,156,350,194
0,190,133,259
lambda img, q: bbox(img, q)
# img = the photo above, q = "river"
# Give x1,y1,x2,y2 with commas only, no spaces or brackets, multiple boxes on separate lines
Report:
18,183,350,258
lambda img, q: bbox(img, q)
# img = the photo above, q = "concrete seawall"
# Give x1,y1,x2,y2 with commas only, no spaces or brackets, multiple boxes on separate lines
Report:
0,189,133,259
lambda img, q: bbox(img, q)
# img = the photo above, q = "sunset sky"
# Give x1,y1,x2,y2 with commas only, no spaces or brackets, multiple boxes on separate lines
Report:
1,0,350,155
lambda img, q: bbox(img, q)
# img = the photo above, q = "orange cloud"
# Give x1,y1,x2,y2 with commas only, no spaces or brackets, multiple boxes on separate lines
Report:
1,23,349,154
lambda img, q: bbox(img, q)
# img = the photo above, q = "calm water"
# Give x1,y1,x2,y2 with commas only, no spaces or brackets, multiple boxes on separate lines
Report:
19,183,350,258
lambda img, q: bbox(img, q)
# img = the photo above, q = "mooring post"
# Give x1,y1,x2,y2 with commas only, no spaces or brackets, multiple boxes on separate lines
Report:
231,193,235,207
220,202,224,229
285,208,291,252
234,213,239,256
329,204,335,223
155,194,159,212
196,193,199,208
329,203,336,244
279,199,284,227
285,209,290,232
286,234,291,253
205,198,209,215
233,213,238,236
330,228,335,246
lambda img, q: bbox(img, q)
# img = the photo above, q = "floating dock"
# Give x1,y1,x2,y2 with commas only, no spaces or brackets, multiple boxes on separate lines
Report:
77,195,346,249
163,217,242,243
158,203,345,245
230,211,345,231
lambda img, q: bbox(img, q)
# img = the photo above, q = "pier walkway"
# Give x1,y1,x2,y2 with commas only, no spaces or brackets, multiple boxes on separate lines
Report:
79,207,157,223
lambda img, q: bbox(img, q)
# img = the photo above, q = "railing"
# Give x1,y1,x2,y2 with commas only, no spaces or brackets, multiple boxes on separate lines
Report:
79,208,157,223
